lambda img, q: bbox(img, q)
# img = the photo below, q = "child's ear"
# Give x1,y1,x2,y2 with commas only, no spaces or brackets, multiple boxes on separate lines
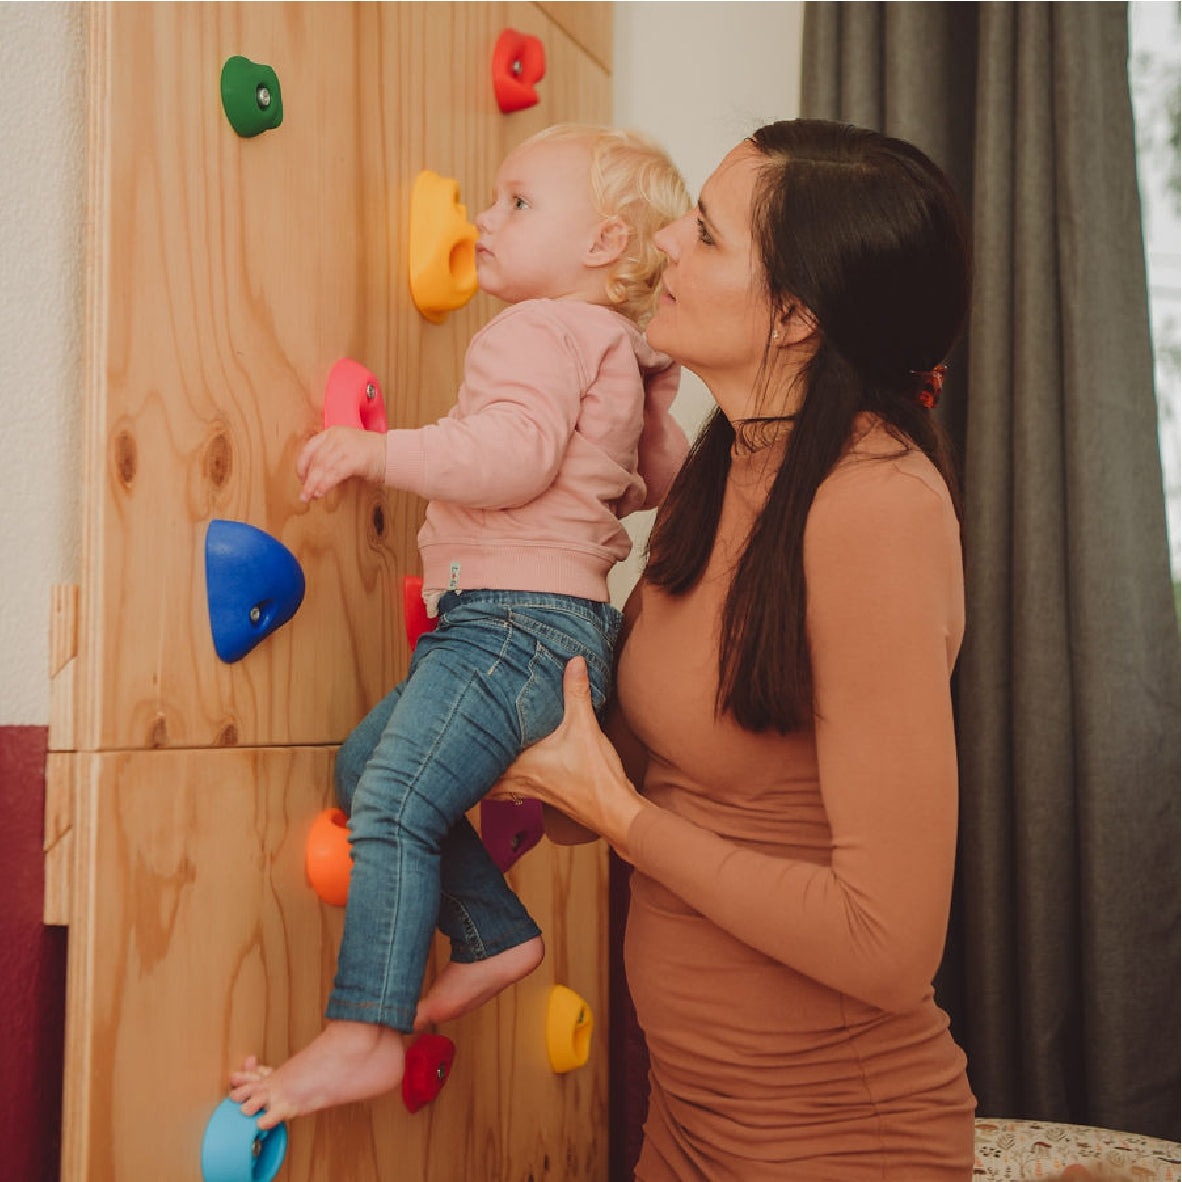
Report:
585,216,630,269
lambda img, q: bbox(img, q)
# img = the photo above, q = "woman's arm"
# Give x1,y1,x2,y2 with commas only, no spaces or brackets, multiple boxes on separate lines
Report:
501,465,963,1013
625,467,963,1011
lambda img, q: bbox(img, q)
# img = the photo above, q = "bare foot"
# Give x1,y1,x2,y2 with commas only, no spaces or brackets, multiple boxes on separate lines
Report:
229,1020,406,1129
414,936,544,1030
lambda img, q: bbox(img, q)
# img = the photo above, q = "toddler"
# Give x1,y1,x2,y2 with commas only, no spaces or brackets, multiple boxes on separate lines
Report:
230,124,690,1127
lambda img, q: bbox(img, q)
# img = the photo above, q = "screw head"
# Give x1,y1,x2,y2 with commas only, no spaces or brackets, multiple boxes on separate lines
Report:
511,59,523,77
366,382,376,401
256,84,271,109
249,605,262,625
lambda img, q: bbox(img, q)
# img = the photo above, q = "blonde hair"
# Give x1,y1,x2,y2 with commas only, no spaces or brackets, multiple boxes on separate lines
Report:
521,123,691,327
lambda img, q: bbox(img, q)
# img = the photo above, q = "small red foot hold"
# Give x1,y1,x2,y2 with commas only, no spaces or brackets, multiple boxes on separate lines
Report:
402,1033,456,1113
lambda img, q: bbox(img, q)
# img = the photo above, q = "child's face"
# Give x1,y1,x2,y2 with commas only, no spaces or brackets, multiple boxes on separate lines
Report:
475,139,606,304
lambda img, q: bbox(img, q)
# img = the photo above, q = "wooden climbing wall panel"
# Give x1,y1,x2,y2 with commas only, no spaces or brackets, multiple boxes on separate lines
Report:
51,3,613,1180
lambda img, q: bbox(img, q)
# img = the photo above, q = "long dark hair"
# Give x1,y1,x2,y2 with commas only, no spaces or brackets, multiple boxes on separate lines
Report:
646,120,972,733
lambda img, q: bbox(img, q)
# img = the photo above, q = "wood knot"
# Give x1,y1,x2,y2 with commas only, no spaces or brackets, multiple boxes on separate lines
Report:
114,430,137,488
370,499,386,540
203,431,233,489
148,713,168,748
214,720,239,746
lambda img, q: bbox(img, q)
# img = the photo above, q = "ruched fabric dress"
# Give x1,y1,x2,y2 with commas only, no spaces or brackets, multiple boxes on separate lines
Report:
616,418,976,1180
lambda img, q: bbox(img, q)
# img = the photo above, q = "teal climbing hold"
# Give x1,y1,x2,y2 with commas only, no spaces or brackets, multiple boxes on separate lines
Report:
200,1097,287,1182
205,520,305,664
220,56,284,138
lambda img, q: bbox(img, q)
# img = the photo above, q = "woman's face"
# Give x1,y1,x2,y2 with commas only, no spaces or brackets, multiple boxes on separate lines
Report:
647,142,784,420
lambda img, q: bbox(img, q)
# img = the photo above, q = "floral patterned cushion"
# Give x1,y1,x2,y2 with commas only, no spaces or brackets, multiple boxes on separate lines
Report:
973,1118,1181,1180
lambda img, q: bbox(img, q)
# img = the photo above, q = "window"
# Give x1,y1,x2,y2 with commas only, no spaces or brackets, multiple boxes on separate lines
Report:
1128,2,1181,601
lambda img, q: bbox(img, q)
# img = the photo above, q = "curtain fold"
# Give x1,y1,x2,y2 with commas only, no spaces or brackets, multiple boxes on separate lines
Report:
803,0,1180,1141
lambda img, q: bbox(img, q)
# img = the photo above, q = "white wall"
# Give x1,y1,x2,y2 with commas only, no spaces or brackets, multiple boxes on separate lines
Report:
0,2,87,725
0,1,802,724
609,1,803,602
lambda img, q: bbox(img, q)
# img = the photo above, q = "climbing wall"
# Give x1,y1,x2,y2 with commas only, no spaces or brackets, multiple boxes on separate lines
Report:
45,4,613,1179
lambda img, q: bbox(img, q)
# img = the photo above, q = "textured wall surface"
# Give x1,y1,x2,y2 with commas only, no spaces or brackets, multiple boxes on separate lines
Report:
0,2,86,726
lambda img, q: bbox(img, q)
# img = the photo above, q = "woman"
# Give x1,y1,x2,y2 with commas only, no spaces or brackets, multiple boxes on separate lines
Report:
494,120,976,1178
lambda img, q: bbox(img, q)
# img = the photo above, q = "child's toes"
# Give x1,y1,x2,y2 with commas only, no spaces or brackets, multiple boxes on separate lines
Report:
237,1088,267,1117
255,1107,282,1131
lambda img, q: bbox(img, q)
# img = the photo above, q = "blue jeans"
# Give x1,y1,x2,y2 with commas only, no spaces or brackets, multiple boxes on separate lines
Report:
328,590,622,1032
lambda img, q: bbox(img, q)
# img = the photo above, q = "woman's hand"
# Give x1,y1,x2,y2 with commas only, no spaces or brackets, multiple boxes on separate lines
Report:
296,426,385,501
492,656,647,854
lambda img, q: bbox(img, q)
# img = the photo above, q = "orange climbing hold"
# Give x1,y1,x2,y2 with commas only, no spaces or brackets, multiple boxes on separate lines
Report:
305,807,352,906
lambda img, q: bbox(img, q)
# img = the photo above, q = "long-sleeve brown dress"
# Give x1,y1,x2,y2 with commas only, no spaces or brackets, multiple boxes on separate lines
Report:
616,417,976,1179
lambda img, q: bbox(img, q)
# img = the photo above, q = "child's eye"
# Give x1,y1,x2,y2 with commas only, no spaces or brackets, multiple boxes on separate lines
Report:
513,195,530,211
696,218,714,245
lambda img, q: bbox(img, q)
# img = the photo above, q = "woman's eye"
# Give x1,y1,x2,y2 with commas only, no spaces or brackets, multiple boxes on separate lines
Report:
696,218,713,245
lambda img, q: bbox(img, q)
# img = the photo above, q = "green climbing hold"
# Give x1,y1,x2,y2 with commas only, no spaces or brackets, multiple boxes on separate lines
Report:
220,56,283,138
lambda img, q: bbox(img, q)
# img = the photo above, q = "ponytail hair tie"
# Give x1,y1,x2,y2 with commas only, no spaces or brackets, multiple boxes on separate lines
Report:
911,363,947,409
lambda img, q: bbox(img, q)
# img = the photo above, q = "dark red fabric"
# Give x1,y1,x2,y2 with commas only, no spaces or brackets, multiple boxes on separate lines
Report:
0,726,67,1182
610,852,650,1181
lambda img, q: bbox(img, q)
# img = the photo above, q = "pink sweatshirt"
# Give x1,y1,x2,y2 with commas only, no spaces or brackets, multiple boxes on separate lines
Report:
384,299,688,605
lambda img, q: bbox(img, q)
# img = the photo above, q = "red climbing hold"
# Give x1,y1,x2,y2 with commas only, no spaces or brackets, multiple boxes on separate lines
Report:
402,1034,456,1113
492,29,546,113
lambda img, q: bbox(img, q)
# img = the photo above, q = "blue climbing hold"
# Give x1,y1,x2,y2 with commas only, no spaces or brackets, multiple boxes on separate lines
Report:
200,1097,287,1182
205,520,306,664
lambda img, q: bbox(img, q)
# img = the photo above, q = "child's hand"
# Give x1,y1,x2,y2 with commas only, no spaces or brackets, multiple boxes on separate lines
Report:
296,426,385,502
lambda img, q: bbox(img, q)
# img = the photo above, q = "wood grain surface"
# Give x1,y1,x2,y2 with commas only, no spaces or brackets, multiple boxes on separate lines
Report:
55,3,614,1179
60,749,608,1181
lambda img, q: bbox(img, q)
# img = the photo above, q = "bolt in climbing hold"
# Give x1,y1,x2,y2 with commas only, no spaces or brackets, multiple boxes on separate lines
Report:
220,56,284,138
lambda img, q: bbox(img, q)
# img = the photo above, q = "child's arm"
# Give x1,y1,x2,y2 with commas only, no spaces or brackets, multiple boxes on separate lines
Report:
385,306,584,507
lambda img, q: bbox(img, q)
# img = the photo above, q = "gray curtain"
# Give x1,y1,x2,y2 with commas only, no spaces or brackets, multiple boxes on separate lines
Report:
802,2,1180,1142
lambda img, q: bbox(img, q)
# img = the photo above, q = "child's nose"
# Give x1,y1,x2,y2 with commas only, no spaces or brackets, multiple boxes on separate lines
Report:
654,216,681,260
475,205,494,234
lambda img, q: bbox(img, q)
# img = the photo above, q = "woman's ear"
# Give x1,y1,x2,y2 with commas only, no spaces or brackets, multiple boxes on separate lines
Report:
773,302,819,348
585,216,630,269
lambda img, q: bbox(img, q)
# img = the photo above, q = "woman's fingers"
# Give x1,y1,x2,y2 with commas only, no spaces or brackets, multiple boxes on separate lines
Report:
561,655,594,713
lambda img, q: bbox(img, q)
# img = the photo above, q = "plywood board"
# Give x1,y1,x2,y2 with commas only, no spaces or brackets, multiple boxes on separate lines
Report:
73,1,611,753
59,4,616,1179
535,2,614,73
61,748,608,1181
